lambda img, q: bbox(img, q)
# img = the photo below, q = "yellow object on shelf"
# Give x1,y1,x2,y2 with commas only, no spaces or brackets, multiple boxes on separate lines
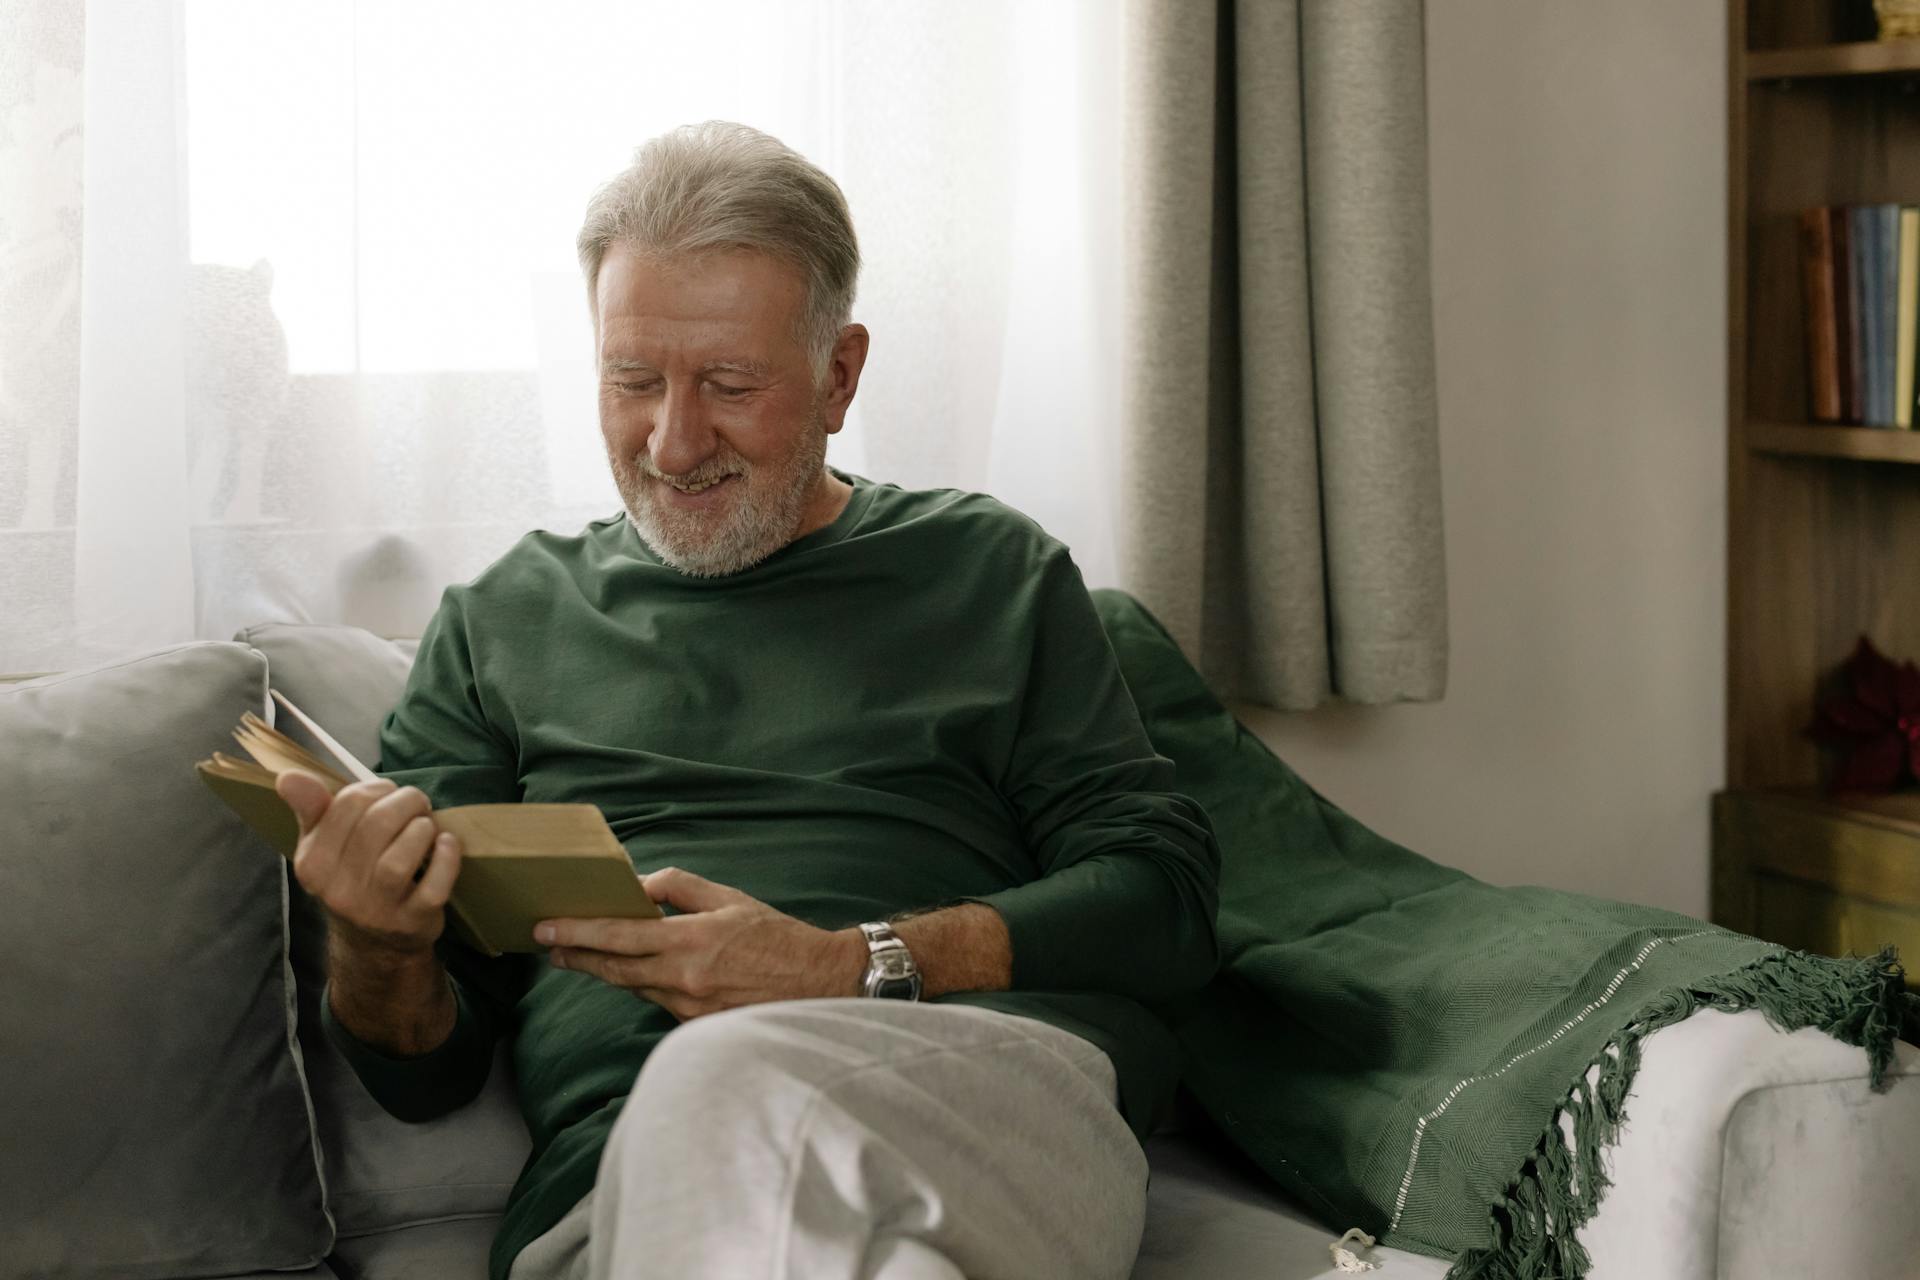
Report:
1877,0,1920,41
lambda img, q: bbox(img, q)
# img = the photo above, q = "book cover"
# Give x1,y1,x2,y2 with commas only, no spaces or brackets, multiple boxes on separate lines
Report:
1851,204,1879,424
1800,206,1842,423
1835,204,1860,423
197,694,661,956
1900,207,1919,429
1880,203,1903,426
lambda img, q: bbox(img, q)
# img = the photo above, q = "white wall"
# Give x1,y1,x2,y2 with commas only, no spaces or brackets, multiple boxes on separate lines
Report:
1237,1,1727,916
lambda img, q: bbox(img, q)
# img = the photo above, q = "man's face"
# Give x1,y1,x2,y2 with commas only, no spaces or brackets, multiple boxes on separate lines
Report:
594,243,850,577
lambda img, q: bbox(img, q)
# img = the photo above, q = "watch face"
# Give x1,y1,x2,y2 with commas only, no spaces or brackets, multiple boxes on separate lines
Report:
872,974,921,1000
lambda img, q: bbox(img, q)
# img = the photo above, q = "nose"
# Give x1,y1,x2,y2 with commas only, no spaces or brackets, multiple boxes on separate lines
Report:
647,380,718,479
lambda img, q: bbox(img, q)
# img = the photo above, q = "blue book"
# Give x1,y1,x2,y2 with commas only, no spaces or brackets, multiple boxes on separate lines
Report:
1843,208,1873,422
1878,203,1902,425
1851,206,1879,424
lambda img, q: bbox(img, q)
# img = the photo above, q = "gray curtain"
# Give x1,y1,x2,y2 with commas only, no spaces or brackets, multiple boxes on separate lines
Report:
1118,0,1447,710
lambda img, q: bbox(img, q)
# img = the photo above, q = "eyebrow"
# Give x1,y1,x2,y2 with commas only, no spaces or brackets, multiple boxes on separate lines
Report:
600,357,771,378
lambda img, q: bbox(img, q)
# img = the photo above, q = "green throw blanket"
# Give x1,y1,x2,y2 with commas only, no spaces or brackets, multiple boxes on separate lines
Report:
1092,589,1920,1279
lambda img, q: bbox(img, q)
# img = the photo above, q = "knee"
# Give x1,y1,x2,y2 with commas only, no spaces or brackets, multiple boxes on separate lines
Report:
626,1002,813,1109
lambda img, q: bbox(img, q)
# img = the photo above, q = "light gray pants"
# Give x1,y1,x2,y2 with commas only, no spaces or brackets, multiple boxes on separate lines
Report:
507,997,1149,1280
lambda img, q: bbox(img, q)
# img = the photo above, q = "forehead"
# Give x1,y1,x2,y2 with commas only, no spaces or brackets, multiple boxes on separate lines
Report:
594,244,805,366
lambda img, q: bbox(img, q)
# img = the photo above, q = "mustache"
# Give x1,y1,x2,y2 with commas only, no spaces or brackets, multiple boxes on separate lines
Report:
629,459,745,486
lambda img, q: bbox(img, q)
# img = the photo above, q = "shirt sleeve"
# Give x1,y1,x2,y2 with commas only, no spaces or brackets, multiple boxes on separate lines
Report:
958,544,1223,1010
320,586,536,1123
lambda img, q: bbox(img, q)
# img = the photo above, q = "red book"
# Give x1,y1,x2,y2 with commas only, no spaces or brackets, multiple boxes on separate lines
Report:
1834,205,1861,424
1801,207,1842,423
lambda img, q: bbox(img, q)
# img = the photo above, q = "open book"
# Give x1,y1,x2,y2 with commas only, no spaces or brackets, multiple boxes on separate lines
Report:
196,690,662,956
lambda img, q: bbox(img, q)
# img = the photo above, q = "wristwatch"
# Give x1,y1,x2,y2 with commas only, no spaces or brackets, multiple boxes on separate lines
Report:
857,921,922,1000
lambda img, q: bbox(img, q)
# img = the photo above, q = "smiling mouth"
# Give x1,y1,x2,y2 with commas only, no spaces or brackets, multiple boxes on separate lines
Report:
660,474,737,496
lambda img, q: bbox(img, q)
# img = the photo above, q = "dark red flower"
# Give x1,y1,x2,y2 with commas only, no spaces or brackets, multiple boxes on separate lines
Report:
1805,635,1920,793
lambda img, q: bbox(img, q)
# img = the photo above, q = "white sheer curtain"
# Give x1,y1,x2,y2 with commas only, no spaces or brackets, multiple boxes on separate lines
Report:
0,0,1125,674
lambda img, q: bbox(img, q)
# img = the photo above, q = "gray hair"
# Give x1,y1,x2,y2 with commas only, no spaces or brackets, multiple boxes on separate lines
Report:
576,121,861,383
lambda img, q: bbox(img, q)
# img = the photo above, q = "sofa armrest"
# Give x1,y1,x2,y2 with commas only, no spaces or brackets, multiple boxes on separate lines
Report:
1576,1006,1920,1279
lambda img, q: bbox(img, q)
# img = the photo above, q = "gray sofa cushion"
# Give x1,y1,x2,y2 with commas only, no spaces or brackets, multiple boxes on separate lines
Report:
237,622,532,1238
327,1217,499,1280
0,643,332,1278
1129,1133,1444,1279
317,1137,1455,1280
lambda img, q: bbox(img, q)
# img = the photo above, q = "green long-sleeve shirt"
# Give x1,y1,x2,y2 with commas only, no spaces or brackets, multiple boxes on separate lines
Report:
320,465,1222,1280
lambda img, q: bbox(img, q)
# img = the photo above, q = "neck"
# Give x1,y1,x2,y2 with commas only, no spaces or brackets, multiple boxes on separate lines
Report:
793,469,853,541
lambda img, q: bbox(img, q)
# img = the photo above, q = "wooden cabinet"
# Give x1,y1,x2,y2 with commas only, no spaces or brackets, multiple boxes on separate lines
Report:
1714,788,1920,963
1714,2,1920,973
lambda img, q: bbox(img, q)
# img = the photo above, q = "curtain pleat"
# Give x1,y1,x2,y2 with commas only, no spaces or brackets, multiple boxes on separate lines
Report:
1119,0,1448,710
72,0,194,661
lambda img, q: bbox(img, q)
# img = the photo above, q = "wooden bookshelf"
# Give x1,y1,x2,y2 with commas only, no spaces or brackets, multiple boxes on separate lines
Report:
1715,2,1920,978
1714,788,1920,970
1748,39,1920,80
1746,420,1920,462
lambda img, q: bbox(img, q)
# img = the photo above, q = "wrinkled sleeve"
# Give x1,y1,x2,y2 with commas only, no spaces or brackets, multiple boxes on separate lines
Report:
320,586,536,1123
958,546,1222,1009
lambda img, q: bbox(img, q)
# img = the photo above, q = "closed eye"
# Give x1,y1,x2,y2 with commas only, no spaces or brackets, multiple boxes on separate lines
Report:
604,379,754,396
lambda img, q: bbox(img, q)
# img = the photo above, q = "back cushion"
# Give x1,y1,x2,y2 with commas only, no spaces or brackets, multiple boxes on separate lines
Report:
0,643,332,1278
237,622,532,1238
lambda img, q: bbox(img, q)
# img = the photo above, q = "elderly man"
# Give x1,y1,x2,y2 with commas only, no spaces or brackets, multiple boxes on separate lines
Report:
276,121,1221,1280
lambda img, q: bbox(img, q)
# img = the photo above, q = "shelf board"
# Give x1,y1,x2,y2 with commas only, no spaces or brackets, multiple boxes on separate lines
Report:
1731,784,1920,839
1715,787,1920,922
1745,420,1920,462
1748,40,1920,80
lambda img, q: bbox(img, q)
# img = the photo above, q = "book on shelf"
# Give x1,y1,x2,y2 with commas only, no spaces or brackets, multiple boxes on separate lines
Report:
1852,205,1876,424
195,690,661,957
1900,207,1918,431
1836,206,1860,423
1802,202,1920,429
1877,203,1900,426
1800,207,1841,423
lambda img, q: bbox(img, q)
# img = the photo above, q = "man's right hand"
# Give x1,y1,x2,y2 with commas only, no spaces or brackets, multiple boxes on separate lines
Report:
277,771,464,958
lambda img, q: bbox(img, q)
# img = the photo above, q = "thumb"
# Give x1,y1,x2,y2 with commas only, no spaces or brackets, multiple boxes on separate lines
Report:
274,769,333,836
641,866,741,914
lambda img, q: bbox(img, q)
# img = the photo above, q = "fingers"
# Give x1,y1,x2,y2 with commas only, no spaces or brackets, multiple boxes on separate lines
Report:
535,917,669,952
275,770,334,836
291,775,382,898
370,813,438,896
295,777,397,891
641,865,740,912
347,785,435,888
413,833,462,908
288,776,449,954
550,946,705,1005
549,946,654,986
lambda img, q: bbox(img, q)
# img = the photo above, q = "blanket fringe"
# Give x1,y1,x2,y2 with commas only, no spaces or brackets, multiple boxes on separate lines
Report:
1444,944,1920,1280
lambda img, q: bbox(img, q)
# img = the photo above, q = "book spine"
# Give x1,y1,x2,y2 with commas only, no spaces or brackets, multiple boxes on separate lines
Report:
444,895,501,958
1802,207,1842,423
1882,203,1902,425
1853,205,1881,424
1835,205,1859,423
1900,207,1919,429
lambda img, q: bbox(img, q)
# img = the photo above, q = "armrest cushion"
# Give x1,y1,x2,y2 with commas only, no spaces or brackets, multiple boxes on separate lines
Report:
1577,1007,1920,1279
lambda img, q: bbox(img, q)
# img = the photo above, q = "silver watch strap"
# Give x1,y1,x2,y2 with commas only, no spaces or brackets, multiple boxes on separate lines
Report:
859,920,905,953
857,921,920,997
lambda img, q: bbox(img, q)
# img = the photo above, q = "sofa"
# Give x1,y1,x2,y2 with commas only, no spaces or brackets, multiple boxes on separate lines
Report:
4,620,1919,1280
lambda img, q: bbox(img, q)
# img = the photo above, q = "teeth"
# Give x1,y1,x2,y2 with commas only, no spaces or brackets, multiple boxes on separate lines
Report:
671,476,727,494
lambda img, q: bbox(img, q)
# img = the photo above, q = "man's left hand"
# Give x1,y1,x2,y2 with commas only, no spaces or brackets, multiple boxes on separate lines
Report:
534,867,862,1021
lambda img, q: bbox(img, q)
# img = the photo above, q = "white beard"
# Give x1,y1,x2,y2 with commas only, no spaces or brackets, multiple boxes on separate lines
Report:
608,398,832,578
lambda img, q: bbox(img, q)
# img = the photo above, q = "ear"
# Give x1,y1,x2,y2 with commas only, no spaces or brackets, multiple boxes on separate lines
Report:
820,324,869,433
250,258,274,290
